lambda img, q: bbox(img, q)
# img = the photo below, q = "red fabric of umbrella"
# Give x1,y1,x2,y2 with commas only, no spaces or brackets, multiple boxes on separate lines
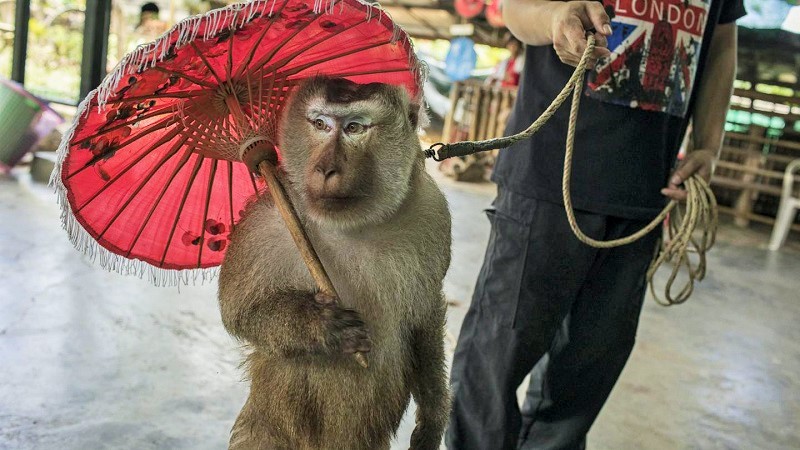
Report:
486,0,505,28
53,0,423,284
454,0,484,19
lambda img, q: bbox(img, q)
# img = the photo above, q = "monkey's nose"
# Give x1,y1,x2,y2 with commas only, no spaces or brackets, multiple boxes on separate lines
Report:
315,165,339,181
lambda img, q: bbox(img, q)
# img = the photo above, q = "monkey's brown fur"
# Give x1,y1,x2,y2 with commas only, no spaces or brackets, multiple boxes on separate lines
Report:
218,77,451,450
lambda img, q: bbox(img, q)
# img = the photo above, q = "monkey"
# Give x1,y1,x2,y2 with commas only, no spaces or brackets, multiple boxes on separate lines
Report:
218,77,452,450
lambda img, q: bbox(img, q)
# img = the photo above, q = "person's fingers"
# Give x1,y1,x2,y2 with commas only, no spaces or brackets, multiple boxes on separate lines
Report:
669,157,703,189
593,32,608,49
698,156,714,181
555,5,614,66
661,187,688,201
592,47,611,59
583,1,613,35
557,51,581,66
564,17,587,54
558,56,581,66
700,164,712,181
554,20,588,65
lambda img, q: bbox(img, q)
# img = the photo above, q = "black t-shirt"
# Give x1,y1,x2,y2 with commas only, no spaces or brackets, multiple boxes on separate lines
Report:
492,0,747,220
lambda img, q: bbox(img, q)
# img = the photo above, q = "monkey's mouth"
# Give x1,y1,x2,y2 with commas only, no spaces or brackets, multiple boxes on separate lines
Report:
308,193,366,211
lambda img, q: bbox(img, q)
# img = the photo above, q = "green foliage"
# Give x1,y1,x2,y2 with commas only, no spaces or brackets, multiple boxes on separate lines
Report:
23,0,86,102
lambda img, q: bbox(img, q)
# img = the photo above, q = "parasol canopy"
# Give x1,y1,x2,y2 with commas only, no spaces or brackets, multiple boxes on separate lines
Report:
53,0,424,284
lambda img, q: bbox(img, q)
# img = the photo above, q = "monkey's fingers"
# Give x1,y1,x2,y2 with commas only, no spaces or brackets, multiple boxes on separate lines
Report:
314,292,338,305
354,352,369,369
340,329,372,353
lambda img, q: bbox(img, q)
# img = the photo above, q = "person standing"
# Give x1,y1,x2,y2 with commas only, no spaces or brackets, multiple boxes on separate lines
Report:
486,34,526,89
446,0,745,448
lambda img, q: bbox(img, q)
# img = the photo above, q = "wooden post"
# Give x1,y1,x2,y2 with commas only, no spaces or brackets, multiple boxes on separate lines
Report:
487,86,502,138
468,85,482,141
442,83,460,143
497,90,514,138
477,86,492,141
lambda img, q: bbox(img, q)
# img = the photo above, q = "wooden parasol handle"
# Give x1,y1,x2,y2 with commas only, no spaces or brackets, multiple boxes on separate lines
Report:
257,161,369,369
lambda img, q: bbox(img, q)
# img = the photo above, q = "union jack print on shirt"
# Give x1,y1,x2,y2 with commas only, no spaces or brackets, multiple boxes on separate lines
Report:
586,0,710,117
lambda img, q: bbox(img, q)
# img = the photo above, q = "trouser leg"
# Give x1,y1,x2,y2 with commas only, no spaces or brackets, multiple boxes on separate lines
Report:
446,192,603,450
518,217,660,450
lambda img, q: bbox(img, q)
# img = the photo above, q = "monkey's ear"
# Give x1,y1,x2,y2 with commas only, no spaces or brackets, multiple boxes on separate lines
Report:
409,103,429,130
408,105,419,129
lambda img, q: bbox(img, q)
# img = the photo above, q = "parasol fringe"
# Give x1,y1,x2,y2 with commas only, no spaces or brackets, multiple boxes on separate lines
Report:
53,0,427,286
95,0,427,111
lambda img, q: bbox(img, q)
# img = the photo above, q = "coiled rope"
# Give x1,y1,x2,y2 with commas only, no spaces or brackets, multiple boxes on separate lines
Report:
426,34,718,305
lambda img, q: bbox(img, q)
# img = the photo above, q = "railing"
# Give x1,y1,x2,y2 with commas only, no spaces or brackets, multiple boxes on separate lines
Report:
714,126,800,233
442,80,518,143
439,81,517,181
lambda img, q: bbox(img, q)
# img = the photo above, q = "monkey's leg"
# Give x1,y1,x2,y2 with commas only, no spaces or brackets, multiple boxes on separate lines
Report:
220,289,372,358
408,304,450,450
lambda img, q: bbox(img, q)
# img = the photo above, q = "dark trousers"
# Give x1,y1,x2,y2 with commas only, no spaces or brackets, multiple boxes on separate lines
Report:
446,189,660,450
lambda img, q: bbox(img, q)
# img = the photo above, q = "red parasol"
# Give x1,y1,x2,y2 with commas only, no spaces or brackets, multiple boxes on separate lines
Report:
454,0,484,19
486,0,505,28
53,0,423,286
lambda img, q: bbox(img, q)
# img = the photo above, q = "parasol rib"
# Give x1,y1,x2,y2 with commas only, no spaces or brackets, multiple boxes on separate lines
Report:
71,115,181,177
226,27,235,82
242,11,324,78
152,66,217,89
78,105,183,144
160,153,206,267
274,39,393,79
198,159,219,267
97,134,187,238
232,0,292,80
190,41,226,87
77,127,184,214
227,161,236,239
103,90,205,105
253,16,368,75
126,144,194,258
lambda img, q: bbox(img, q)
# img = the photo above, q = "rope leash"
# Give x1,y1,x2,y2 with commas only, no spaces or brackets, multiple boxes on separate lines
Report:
426,35,718,306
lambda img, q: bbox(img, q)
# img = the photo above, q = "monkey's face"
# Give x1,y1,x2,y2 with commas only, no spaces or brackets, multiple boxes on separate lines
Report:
279,78,421,231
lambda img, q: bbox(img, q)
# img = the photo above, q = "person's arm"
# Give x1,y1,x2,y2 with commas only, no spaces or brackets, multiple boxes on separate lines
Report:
502,0,612,66
662,23,738,201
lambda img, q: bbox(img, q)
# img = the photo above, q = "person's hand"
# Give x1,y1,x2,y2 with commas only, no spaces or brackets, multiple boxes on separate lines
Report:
550,1,613,66
661,149,716,201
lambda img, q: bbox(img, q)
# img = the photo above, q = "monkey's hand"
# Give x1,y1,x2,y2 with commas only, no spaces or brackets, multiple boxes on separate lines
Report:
314,293,373,356
409,417,445,450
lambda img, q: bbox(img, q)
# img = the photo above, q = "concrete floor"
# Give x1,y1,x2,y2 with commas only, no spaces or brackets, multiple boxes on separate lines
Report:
1,166,799,450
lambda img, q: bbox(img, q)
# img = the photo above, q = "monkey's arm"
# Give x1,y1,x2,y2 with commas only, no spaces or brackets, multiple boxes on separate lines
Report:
408,301,449,450
219,287,371,358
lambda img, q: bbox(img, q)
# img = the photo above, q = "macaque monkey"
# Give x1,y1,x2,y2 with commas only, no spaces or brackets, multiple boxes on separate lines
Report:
218,77,452,450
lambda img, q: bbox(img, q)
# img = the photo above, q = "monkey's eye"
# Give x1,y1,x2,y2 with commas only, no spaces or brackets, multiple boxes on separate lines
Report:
313,119,327,131
344,122,366,134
